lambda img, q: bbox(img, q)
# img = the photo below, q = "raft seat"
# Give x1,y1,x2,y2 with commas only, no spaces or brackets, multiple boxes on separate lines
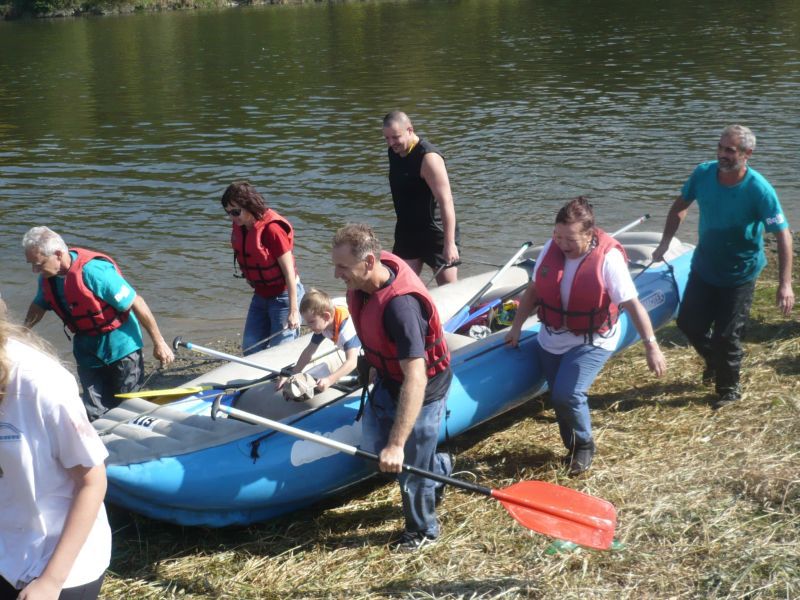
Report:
94,397,261,466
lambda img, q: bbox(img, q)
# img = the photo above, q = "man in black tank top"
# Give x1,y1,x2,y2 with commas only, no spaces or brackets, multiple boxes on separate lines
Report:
383,111,461,286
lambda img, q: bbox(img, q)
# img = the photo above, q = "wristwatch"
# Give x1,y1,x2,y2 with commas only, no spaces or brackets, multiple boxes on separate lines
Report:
644,335,658,344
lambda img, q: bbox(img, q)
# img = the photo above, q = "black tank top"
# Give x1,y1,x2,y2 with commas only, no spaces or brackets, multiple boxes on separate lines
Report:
388,138,444,233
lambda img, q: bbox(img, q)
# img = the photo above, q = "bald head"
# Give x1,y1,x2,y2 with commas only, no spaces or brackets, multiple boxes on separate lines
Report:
383,110,412,129
383,111,417,157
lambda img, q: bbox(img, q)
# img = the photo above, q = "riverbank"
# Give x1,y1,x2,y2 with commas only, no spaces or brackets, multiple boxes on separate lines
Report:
1,0,300,20
108,236,800,599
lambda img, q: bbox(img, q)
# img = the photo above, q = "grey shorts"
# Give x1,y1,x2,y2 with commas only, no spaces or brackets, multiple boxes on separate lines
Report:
77,349,144,421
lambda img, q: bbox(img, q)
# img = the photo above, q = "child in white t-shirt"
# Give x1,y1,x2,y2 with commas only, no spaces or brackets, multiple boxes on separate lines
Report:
0,320,111,599
277,288,361,395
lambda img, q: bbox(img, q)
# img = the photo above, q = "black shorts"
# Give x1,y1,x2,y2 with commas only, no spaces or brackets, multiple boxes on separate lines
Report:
393,224,461,269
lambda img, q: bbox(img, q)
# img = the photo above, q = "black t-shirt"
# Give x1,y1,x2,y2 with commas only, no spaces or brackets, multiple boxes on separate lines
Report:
378,269,452,402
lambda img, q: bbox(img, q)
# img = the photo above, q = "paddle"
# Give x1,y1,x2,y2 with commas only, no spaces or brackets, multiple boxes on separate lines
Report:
444,241,533,333
173,336,285,375
210,398,617,550
172,336,344,378
610,213,650,237
115,385,214,400
241,326,297,355
426,260,462,287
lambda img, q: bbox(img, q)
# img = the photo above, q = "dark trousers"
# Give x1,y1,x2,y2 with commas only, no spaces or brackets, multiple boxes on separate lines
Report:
77,349,144,421
1,573,104,600
676,271,756,394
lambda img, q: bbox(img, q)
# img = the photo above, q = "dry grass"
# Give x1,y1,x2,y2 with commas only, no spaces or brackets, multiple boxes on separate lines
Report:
104,242,799,599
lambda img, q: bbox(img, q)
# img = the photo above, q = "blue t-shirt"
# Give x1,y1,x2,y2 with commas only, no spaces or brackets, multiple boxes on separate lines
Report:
35,252,143,367
682,161,788,286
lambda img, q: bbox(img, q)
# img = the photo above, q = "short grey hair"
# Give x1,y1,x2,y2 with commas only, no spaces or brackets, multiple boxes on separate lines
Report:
332,223,382,261
722,124,756,152
22,226,68,256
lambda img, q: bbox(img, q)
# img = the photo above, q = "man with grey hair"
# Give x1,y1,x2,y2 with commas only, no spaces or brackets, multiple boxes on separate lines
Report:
23,226,174,420
382,111,460,286
653,124,794,409
332,223,453,551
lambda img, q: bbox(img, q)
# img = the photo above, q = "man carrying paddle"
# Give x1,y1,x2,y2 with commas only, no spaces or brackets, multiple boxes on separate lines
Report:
383,111,460,285
653,124,794,409
22,226,174,420
332,223,453,551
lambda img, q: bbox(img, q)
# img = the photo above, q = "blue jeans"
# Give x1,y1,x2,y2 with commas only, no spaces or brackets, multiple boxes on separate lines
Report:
535,339,613,450
242,282,304,356
360,380,451,538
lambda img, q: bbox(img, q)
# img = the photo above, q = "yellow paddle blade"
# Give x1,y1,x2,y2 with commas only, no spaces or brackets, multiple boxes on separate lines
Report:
114,385,212,400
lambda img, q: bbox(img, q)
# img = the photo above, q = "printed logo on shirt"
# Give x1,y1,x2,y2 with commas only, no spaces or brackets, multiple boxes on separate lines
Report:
114,285,132,303
765,214,785,226
0,422,22,442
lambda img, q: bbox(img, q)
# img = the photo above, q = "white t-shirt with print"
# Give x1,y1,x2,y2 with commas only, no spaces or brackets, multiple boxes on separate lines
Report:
533,240,637,354
0,338,111,590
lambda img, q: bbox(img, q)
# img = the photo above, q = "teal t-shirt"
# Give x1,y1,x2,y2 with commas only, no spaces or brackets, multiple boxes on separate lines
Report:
682,161,788,286
35,252,143,367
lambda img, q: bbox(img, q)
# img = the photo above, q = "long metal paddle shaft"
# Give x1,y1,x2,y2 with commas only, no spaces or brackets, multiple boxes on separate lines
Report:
463,241,532,310
445,241,532,332
426,260,462,287
211,399,616,549
241,327,295,355
610,213,650,237
173,336,282,375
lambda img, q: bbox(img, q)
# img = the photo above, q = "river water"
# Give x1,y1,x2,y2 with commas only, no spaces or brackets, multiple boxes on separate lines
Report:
1,0,798,364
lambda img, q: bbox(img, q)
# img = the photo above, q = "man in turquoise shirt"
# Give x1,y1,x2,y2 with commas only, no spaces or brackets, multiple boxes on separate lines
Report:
23,226,174,420
653,125,794,409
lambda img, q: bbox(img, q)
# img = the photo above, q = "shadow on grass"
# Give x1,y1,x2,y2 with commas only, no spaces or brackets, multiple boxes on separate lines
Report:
590,381,712,412
746,316,800,344
369,577,541,599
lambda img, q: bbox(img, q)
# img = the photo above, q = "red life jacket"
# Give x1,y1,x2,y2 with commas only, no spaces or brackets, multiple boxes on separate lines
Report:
347,252,450,382
41,248,130,336
535,228,627,335
231,209,295,297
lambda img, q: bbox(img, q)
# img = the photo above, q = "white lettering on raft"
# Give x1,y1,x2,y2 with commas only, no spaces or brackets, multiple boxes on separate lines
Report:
640,290,665,313
290,421,362,466
131,415,161,428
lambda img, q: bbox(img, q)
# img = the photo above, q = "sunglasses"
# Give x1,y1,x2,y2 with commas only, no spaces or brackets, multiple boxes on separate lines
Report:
225,207,242,217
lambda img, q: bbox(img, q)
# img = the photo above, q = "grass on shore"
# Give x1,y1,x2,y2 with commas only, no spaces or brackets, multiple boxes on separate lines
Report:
103,249,799,599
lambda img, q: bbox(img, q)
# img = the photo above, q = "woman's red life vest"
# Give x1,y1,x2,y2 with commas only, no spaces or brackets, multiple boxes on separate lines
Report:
231,209,294,297
535,228,627,335
347,252,450,383
331,305,349,345
41,248,130,336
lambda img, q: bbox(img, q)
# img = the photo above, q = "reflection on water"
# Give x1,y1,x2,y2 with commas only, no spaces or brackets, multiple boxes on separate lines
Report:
1,0,798,363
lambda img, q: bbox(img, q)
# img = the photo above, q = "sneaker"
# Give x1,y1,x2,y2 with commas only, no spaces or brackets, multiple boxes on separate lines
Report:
389,531,437,552
568,442,595,477
701,366,716,387
711,388,741,410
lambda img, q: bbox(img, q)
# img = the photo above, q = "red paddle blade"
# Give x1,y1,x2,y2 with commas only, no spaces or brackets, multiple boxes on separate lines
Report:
491,481,617,550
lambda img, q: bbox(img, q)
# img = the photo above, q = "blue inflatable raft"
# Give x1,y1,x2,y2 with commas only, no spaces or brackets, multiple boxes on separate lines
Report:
94,233,693,527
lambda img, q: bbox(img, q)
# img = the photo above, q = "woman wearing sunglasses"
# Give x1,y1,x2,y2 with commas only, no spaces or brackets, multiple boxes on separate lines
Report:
221,182,304,355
